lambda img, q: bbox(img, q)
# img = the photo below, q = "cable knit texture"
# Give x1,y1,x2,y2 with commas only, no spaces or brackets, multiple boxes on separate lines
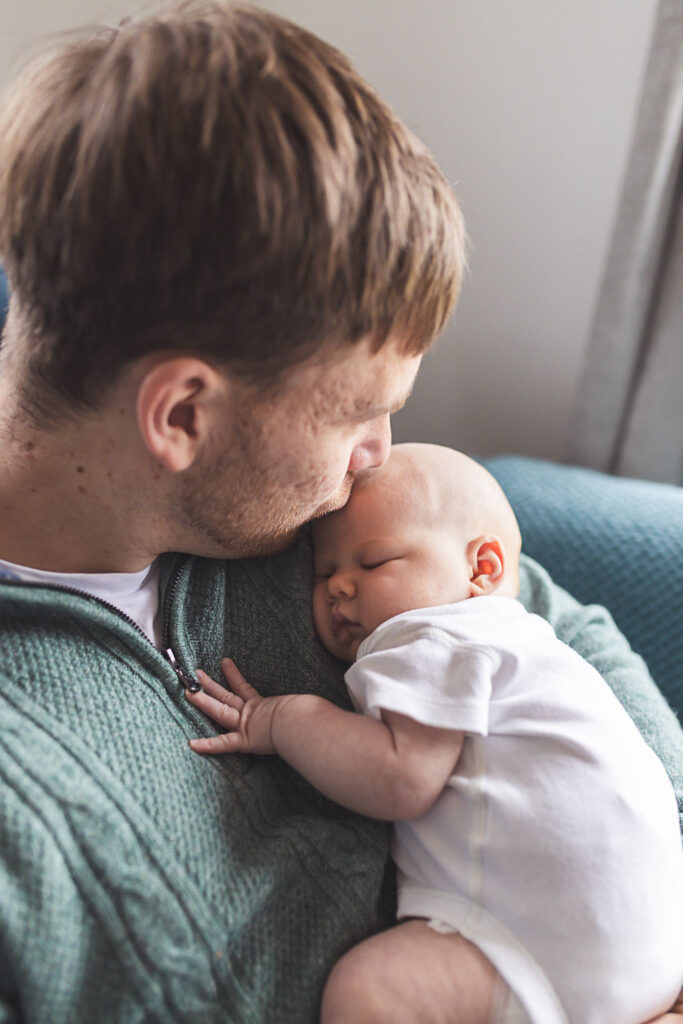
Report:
0,537,681,1023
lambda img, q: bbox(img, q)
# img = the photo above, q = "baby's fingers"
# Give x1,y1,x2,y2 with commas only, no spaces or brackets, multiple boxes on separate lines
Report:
185,683,241,729
220,658,261,700
189,733,245,755
194,668,245,708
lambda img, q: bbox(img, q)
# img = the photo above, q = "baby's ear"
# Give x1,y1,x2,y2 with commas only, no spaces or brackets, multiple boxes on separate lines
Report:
467,536,506,597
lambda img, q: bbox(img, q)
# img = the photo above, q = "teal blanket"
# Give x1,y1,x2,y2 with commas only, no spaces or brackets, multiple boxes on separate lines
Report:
485,456,683,719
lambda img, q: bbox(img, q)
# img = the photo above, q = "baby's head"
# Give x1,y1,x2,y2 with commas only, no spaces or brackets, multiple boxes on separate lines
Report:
312,443,522,662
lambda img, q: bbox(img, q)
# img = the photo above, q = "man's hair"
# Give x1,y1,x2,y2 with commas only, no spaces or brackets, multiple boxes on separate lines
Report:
0,1,465,420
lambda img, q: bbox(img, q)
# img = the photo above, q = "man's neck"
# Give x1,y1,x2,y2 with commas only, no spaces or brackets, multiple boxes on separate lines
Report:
0,384,164,574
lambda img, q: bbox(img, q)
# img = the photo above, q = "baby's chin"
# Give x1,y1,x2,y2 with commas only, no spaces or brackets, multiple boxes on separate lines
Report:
326,637,358,665
348,636,364,661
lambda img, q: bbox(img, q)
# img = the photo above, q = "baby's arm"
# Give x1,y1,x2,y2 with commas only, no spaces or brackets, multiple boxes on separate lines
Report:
186,658,463,821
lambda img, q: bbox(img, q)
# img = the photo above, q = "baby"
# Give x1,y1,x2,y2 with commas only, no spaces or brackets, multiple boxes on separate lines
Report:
187,443,683,1024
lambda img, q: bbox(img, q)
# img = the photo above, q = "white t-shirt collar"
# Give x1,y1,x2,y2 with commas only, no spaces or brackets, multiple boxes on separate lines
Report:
0,556,162,646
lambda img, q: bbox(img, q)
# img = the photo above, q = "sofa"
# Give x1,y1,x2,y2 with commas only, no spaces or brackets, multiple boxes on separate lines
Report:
482,454,682,723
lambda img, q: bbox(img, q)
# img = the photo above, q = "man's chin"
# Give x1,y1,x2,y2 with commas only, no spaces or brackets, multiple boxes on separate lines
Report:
252,496,348,555
309,478,354,522
184,526,301,561
235,490,349,557
242,526,301,558
187,478,354,560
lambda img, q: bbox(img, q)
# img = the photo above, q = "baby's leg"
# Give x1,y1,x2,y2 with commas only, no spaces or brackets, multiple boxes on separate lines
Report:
320,918,509,1024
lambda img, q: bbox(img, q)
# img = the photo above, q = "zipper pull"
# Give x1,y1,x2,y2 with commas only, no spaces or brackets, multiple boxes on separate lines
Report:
165,647,201,692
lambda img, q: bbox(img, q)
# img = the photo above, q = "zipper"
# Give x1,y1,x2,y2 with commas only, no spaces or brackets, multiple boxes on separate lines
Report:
161,554,187,649
164,647,200,692
161,555,201,691
0,559,201,692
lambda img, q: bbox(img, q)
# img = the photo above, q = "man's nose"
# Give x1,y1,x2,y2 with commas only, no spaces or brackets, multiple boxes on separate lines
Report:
347,414,392,475
328,569,357,600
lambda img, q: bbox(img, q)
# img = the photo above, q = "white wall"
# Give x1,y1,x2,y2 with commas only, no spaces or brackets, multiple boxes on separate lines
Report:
0,0,658,461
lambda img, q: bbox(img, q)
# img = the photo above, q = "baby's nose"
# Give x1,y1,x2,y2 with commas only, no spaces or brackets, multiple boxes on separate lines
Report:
328,570,357,599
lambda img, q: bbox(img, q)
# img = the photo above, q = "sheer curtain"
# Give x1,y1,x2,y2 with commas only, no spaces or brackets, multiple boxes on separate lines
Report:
567,0,683,485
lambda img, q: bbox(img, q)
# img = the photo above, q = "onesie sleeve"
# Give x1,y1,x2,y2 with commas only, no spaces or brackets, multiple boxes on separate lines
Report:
344,620,498,737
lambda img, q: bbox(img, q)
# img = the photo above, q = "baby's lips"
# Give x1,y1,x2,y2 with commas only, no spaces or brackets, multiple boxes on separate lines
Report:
330,610,362,640
328,616,367,660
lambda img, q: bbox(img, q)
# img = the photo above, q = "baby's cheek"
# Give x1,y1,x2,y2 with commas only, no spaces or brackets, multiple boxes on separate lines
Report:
367,581,408,627
311,585,327,631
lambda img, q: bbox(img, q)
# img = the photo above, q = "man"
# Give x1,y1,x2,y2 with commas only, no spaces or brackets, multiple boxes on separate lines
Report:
0,3,680,1022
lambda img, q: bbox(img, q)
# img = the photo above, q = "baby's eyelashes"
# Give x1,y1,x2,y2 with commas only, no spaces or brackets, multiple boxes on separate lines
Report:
314,558,396,579
361,552,406,570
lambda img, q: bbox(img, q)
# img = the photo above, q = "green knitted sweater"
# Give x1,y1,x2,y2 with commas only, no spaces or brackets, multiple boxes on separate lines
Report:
1,539,681,1024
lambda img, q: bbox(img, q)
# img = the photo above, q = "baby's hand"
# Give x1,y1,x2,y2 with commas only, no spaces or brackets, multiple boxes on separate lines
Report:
185,657,281,756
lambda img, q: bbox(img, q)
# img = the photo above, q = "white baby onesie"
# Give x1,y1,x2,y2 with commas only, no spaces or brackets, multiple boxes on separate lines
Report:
344,598,683,1024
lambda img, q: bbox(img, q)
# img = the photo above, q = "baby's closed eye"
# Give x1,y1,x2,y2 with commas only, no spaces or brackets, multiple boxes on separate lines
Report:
361,552,405,570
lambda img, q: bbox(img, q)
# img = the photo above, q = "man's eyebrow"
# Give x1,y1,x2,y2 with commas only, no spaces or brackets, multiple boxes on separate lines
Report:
389,384,416,414
353,383,415,418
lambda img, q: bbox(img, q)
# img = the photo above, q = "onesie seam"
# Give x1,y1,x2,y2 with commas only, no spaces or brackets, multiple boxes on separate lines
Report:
398,627,499,664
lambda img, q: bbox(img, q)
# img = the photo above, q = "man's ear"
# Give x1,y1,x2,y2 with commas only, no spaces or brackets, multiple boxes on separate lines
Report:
467,536,506,597
136,357,230,473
